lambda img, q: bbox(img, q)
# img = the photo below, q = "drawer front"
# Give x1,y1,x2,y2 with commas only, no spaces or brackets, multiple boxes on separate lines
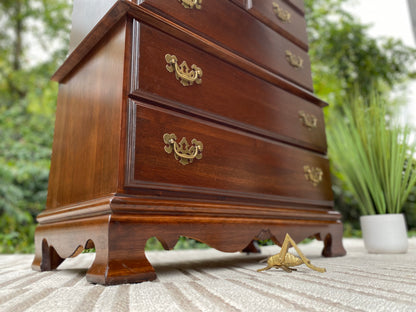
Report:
285,0,305,14
140,0,313,90
229,0,246,8
135,24,326,152
130,102,333,203
249,0,308,50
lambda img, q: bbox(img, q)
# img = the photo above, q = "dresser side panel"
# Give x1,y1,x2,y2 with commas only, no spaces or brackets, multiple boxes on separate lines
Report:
46,22,128,209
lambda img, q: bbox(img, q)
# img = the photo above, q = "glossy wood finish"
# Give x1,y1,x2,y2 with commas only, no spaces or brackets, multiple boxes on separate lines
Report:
285,0,305,14
248,0,308,50
229,0,247,8
38,195,339,224
52,1,325,107
33,0,346,285
33,208,345,285
141,0,313,90
134,23,326,152
130,102,332,202
46,20,128,209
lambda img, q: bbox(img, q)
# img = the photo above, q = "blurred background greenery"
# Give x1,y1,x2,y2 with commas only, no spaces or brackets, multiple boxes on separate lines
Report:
1,0,416,253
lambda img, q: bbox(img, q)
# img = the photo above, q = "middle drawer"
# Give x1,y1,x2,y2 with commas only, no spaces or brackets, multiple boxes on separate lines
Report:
133,24,326,153
129,101,333,204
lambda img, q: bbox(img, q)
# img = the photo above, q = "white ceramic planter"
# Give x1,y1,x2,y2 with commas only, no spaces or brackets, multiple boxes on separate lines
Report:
360,214,408,254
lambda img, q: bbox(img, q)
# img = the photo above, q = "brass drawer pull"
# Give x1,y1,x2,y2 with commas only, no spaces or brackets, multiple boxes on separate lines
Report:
272,2,291,22
178,0,202,9
304,166,323,186
299,111,318,130
165,54,203,87
163,133,204,165
285,50,303,69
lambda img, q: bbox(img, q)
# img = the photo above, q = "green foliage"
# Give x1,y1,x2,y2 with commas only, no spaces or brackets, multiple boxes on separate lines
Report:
342,222,362,238
305,0,416,229
145,237,209,251
173,237,209,250
305,0,416,104
327,93,416,215
0,161,46,253
402,189,416,231
0,0,71,253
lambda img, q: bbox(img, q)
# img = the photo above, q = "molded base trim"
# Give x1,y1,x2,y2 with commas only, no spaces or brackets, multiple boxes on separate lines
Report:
33,201,346,285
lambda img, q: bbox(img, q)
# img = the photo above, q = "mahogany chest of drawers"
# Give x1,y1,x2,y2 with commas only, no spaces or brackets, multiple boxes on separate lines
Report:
32,0,346,285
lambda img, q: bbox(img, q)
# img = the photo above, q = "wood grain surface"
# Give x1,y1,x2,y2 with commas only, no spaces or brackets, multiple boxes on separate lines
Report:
46,20,128,209
33,0,346,285
134,23,325,152
141,0,313,90
248,0,309,50
129,102,333,203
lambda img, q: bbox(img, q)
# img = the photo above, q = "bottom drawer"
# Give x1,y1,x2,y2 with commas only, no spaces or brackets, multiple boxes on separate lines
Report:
129,101,333,204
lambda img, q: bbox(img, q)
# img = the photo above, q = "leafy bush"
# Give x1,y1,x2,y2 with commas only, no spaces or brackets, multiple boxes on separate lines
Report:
0,162,48,253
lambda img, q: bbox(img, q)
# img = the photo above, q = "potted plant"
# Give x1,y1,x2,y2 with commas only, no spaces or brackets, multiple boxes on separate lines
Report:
327,94,416,253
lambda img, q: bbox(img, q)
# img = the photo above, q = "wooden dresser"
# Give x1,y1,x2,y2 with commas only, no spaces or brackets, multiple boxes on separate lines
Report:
32,0,346,285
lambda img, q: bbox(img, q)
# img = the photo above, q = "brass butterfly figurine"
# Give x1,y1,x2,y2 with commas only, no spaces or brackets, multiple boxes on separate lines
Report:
257,233,326,273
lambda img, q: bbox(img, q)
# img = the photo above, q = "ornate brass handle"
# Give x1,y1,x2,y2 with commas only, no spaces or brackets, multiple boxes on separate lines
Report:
285,50,303,69
304,166,323,186
299,111,318,130
178,0,202,9
163,133,204,165
165,54,203,87
272,2,291,22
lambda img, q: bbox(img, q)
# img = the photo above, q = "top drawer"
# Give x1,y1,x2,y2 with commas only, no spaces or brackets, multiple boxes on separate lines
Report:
141,0,313,91
248,0,308,50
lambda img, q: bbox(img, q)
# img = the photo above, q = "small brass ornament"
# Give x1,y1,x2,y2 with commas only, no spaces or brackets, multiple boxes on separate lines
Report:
178,0,202,9
272,2,291,23
298,110,318,130
257,233,326,273
304,165,323,186
165,54,203,87
285,50,303,69
163,133,203,165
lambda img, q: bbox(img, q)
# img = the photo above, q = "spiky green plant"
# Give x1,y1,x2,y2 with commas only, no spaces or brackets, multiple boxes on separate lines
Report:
327,95,416,215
